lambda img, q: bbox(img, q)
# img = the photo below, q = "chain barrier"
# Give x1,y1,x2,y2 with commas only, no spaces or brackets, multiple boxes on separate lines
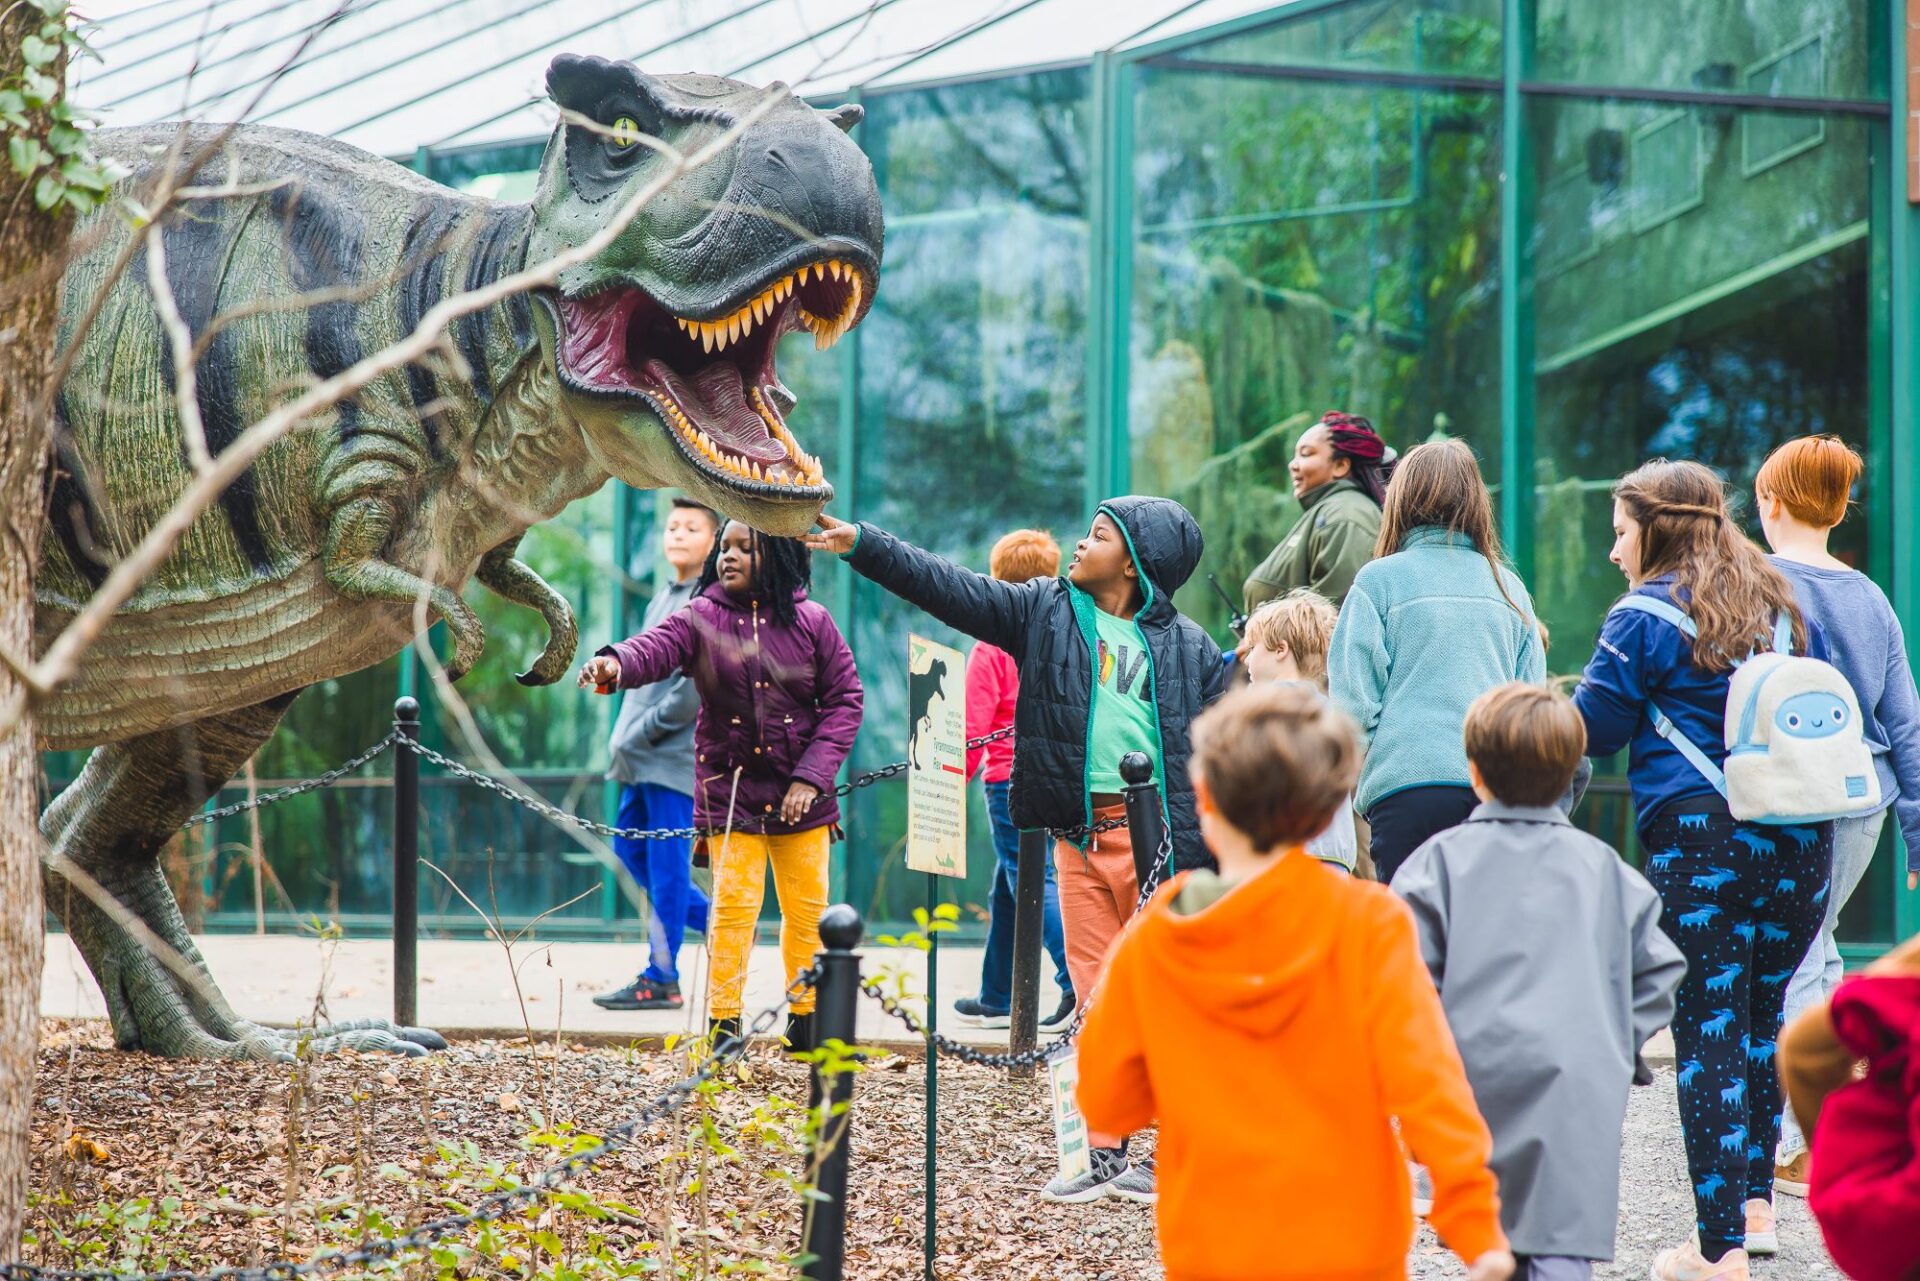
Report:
2,970,819,1281
857,825,1175,1071
181,733,400,828
386,727,1030,845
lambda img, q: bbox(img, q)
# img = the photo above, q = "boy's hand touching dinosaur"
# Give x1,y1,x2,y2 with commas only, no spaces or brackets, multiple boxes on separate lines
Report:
803,514,858,556
578,656,621,691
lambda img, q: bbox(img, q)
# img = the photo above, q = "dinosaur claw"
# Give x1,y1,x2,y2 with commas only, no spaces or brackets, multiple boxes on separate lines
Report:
515,668,542,687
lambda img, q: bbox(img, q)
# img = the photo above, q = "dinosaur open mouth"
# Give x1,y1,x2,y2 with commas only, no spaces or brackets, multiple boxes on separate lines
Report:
549,257,868,496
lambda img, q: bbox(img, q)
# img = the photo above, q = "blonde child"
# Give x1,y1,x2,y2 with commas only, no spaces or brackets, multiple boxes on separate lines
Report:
1238,590,1358,872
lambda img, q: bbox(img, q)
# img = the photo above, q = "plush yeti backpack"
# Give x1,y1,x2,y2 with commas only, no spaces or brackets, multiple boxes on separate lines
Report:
1611,596,1879,824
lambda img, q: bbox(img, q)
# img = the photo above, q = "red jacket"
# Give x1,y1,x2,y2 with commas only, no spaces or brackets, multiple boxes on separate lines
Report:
965,641,1017,784
1792,963,1920,1281
599,584,863,835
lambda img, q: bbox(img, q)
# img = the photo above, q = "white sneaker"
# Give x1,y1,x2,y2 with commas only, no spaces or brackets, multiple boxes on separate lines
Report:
1649,1238,1750,1281
1743,1199,1777,1256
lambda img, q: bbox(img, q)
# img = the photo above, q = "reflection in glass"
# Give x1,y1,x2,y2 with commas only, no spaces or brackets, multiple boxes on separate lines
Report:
1534,0,1878,101
1130,56,1503,639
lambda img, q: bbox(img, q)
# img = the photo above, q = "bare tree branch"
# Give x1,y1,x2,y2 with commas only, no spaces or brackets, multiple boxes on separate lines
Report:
142,221,214,473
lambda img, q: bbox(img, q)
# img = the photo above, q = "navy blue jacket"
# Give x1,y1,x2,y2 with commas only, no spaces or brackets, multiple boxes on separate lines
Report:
845,497,1228,872
1573,575,1827,831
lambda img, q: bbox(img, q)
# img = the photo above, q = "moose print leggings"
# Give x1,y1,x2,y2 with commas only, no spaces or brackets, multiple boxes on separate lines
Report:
1641,798,1831,1262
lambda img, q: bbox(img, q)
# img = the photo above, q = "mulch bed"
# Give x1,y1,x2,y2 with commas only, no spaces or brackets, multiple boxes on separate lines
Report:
28,1020,1162,1281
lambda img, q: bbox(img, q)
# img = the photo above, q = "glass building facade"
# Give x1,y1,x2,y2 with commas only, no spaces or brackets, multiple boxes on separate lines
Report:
54,0,1918,955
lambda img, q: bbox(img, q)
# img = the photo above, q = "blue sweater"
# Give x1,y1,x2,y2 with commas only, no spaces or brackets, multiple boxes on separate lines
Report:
1772,557,1920,870
1574,576,1830,833
1330,526,1544,811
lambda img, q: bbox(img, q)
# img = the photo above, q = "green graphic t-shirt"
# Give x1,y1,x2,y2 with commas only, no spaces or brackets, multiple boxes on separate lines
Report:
1087,607,1158,792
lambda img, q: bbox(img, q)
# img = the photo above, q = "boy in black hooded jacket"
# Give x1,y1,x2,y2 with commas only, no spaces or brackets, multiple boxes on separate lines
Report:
806,496,1227,1203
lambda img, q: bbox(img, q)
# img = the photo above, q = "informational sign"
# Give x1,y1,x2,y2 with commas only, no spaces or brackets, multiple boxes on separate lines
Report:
1049,1051,1090,1185
905,633,967,877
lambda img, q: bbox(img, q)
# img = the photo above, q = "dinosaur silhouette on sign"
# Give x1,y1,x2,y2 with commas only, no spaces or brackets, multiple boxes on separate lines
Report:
908,656,949,770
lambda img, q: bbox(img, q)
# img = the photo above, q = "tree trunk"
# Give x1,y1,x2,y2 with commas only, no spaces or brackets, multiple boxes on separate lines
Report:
0,12,68,1256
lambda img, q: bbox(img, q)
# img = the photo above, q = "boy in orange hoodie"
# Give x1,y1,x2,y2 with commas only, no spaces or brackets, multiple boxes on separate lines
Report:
1076,682,1513,1281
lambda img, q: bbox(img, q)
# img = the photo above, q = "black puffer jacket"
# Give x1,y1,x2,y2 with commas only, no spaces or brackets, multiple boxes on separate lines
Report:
846,496,1228,872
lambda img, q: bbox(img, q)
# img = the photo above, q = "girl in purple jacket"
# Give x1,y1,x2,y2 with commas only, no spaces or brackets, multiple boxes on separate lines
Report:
580,522,863,1050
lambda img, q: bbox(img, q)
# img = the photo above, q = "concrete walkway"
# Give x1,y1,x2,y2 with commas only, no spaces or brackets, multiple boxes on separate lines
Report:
42,931,1677,1060
40,933,1072,1047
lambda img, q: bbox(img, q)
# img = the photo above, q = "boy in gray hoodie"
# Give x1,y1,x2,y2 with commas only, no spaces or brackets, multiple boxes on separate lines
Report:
1392,684,1686,1280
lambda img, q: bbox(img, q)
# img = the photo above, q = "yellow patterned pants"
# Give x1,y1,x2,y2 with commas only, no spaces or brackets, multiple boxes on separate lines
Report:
706,826,830,1018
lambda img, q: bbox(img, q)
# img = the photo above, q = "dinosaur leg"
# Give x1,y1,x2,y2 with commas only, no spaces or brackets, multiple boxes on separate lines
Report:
475,534,578,687
323,495,486,680
41,692,443,1060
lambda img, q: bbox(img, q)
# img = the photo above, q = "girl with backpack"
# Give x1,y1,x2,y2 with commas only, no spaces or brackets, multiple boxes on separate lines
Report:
1328,438,1544,882
1573,460,1837,1281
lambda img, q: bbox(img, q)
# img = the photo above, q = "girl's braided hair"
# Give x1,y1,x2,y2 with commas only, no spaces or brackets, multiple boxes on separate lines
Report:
697,520,814,627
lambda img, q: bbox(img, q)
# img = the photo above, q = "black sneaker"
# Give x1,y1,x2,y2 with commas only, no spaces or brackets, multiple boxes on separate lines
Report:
1038,992,1078,1034
783,1012,817,1055
952,997,1011,1028
592,975,683,1011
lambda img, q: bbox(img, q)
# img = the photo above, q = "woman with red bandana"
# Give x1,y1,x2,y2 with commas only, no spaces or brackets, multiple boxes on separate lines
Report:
1244,411,1397,612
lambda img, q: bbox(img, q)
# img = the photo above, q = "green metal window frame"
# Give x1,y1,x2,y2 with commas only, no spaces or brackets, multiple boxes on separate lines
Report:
378,0,1914,946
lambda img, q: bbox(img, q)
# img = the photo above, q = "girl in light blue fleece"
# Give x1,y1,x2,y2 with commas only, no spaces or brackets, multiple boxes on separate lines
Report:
1754,434,1920,1189
1330,439,1544,882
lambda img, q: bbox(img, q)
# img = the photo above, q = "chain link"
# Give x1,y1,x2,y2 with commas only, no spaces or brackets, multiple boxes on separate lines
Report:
1,971,819,1281
388,726,1020,844
181,733,400,828
859,824,1175,1071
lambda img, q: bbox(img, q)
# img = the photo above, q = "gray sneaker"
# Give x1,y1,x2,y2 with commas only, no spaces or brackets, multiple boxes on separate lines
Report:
1038,1146,1126,1203
1411,1163,1434,1217
1107,1157,1157,1204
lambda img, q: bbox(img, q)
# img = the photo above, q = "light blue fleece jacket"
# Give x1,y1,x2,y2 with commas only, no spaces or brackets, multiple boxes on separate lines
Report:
1331,526,1545,811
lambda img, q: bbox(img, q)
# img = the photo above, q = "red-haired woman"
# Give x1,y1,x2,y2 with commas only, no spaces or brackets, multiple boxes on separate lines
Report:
1244,411,1397,611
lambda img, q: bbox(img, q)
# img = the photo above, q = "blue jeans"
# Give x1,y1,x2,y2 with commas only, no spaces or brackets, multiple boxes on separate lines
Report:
977,781,1073,1010
612,783,710,985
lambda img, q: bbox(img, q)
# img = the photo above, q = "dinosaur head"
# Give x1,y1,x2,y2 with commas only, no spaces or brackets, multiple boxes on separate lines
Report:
527,54,881,536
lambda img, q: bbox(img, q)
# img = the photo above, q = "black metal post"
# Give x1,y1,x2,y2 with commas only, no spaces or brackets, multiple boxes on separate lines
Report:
802,904,864,1281
1007,828,1047,1075
922,876,938,1281
393,697,420,1028
1119,751,1163,892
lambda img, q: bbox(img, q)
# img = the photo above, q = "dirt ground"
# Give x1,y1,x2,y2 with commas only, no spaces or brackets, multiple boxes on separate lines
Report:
25,1023,1835,1280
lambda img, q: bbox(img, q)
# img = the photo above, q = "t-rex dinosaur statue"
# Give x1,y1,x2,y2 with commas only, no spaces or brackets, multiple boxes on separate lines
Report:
35,54,882,1059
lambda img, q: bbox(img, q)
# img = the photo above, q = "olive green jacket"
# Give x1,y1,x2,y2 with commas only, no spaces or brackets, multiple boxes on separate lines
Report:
1243,479,1382,611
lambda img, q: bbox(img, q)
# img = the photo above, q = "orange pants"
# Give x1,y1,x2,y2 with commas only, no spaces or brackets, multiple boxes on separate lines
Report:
1055,804,1139,1148
706,826,830,1018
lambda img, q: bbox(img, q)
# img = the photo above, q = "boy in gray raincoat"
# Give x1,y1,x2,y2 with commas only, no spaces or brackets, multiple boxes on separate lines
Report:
1393,683,1686,1281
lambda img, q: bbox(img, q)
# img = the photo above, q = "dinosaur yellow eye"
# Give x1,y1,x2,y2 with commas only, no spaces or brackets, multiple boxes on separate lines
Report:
611,116,641,148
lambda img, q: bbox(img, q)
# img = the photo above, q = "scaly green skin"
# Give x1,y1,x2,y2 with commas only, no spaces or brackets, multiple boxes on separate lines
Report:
36,57,882,1058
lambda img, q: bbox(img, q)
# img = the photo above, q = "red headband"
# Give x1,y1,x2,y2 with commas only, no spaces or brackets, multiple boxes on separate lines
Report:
1321,412,1386,463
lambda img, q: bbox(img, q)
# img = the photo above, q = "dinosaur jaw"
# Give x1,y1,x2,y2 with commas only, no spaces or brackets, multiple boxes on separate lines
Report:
547,257,869,499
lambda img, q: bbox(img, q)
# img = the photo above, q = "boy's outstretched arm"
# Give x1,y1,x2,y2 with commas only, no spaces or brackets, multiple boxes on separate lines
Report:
805,514,1040,657
1363,896,1507,1269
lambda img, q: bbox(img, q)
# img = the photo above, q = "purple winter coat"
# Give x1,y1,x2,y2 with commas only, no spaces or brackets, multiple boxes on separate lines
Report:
598,583,864,836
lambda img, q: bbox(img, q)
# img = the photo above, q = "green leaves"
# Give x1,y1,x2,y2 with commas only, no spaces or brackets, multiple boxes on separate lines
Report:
5,0,117,217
